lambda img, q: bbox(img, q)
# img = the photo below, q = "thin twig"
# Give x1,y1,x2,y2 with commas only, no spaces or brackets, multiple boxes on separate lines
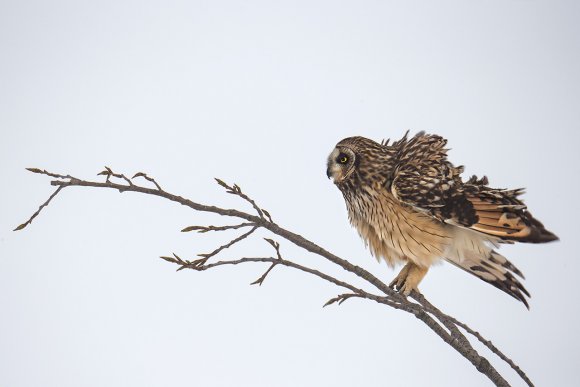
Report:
323,293,363,307
263,238,282,259
214,178,268,221
454,319,534,386
132,172,163,191
250,262,278,286
193,226,259,267
25,168,75,180
250,238,285,285
171,255,394,308
14,185,64,231
181,223,255,233
98,166,133,186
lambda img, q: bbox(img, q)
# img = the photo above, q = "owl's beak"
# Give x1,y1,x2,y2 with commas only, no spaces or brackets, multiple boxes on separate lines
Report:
326,166,332,179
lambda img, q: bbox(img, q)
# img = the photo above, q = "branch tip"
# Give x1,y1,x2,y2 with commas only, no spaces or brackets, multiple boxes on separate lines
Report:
131,171,162,190
15,185,65,232
263,238,282,260
13,223,27,231
214,178,267,219
250,262,277,286
264,238,279,249
323,293,360,308
181,226,200,232
26,167,43,174
214,178,228,189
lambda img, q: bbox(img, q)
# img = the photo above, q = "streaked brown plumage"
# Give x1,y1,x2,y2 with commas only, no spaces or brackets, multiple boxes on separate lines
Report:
327,132,558,308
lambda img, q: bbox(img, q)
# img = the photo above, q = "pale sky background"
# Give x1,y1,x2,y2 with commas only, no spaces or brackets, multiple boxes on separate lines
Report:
1,1,579,386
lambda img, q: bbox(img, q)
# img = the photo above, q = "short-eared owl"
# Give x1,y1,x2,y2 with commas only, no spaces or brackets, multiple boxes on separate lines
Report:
327,132,558,307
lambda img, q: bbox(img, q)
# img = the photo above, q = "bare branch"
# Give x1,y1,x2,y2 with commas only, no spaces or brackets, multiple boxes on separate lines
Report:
263,238,282,259
249,238,285,286
14,185,64,231
323,293,362,307
17,168,530,387
25,167,75,180
132,172,163,191
250,262,277,286
98,166,133,186
166,255,386,307
181,223,255,233
214,178,270,221
160,253,190,270
194,226,259,267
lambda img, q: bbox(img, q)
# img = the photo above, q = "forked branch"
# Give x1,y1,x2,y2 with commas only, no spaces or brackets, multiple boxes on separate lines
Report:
16,167,534,387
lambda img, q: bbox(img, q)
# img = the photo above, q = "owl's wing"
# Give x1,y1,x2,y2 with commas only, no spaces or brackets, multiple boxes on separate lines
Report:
389,132,558,242
388,132,478,226
462,176,558,243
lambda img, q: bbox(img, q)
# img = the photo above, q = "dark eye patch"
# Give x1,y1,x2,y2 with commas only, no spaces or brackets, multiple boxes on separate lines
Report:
336,153,349,164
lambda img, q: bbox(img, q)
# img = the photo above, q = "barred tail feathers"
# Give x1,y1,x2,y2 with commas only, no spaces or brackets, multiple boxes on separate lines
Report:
443,227,530,308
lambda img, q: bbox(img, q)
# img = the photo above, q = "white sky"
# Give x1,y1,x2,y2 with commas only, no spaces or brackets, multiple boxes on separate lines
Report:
1,1,579,386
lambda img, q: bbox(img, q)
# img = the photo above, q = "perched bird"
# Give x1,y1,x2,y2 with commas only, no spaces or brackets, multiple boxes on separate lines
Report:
326,132,558,308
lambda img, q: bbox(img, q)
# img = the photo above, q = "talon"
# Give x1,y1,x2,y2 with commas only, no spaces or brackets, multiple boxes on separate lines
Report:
400,283,413,296
390,262,428,296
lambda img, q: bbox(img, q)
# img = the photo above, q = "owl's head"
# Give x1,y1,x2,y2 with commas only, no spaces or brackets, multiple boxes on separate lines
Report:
326,136,385,184
326,145,357,184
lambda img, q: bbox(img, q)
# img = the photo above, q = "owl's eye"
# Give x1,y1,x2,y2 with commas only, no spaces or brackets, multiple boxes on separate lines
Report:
337,153,349,164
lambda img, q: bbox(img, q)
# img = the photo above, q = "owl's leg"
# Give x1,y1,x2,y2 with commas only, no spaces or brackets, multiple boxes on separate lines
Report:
389,262,428,296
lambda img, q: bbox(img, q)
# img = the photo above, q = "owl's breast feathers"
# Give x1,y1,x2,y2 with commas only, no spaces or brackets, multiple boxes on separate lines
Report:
343,185,451,268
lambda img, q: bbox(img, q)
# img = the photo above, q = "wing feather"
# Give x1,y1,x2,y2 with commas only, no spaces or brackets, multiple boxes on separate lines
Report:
388,132,477,226
465,185,558,243
387,132,558,243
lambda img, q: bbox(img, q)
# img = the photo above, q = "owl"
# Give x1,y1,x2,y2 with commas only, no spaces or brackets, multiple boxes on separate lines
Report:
326,132,558,308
